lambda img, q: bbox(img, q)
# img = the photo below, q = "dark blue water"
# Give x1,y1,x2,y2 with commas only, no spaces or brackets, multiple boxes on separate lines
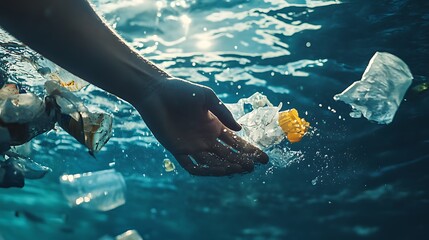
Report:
1,0,429,239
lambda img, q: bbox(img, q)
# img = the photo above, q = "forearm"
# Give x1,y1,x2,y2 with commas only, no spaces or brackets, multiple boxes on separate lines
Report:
0,0,169,104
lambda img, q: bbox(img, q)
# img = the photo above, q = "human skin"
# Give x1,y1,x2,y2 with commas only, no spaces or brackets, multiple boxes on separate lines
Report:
0,0,268,176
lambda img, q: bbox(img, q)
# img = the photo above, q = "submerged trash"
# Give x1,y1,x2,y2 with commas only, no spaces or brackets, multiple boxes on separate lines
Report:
334,52,413,124
163,158,175,172
0,81,112,153
0,157,25,188
225,92,310,149
116,230,143,240
5,151,51,179
59,169,126,211
99,230,143,240
0,83,45,124
45,81,113,153
0,151,51,188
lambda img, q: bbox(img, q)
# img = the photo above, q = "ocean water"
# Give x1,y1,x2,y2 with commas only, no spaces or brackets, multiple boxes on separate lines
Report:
1,0,429,239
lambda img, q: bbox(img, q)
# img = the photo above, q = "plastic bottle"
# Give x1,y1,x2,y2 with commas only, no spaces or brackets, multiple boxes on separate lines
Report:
59,169,126,211
225,92,310,149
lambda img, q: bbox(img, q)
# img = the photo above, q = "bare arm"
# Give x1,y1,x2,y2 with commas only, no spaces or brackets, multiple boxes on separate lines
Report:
0,0,268,176
0,0,163,104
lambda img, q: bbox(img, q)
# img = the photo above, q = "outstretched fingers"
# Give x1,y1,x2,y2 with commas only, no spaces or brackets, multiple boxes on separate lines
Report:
174,152,252,176
219,128,269,164
210,140,254,172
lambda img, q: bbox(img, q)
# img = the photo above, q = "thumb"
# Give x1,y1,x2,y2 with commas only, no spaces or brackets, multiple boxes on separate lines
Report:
205,89,241,131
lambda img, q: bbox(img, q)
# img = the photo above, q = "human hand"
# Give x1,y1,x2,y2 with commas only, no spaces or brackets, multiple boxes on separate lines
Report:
134,78,268,176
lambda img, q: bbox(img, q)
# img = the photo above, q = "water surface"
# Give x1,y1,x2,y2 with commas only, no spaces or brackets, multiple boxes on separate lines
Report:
1,0,429,239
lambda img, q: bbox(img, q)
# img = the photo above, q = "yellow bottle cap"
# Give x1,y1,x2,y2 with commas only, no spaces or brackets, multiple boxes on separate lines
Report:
278,108,310,143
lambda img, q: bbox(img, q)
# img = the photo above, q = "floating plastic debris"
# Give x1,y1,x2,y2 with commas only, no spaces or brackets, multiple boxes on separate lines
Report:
116,230,143,240
45,81,113,153
0,83,57,146
26,56,89,91
0,81,112,153
163,158,175,172
225,92,310,149
0,83,45,124
99,230,143,240
334,52,413,124
4,151,51,179
0,156,25,188
59,169,126,211
311,176,318,186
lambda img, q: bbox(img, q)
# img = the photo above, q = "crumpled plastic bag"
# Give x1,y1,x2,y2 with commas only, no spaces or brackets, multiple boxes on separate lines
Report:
334,52,413,124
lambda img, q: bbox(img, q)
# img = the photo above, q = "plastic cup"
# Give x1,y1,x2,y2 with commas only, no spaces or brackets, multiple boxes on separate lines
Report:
59,169,126,211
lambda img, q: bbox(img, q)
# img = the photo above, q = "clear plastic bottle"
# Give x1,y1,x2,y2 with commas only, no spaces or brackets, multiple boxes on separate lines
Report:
59,169,126,211
225,93,310,149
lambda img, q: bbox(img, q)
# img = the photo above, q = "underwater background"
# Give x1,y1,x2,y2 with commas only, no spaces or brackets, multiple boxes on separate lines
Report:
1,0,429,239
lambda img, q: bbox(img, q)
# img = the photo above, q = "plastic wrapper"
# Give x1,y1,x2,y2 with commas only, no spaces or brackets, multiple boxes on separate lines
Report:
226,92,309,148
4,151,51,179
